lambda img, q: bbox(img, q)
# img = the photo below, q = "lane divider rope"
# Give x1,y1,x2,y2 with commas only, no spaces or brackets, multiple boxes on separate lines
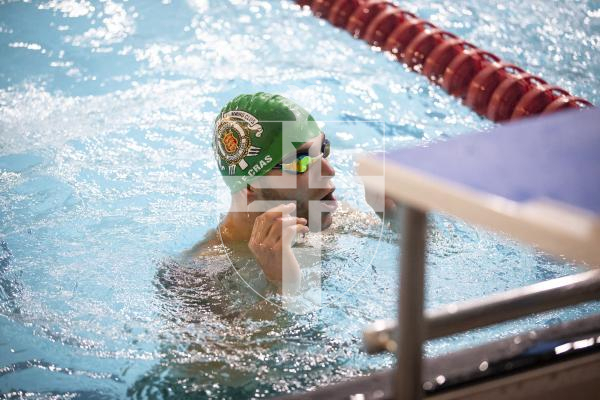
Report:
296,0,593,121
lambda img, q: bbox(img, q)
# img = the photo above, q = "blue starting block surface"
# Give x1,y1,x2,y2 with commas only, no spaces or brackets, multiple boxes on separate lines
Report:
385,108,600,215
358,108,600,266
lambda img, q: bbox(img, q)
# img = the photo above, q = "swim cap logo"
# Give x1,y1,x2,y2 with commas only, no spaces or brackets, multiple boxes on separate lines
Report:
215,111,264,175
222,131,239,153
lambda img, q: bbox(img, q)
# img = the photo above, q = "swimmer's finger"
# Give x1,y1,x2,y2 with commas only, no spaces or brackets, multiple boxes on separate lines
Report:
282,223,310,246
260,203,297,221
252,205,300,247
250,213,271,244
265,217,307,241
251,204,292,242
279,217,307,229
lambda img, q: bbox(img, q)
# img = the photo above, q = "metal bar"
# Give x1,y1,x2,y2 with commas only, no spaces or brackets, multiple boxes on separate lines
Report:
364,268,600,354
426,268,600,339
395,207,427,400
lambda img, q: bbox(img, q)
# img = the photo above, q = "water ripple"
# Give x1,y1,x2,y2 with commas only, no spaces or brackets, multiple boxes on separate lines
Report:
0,358,123,382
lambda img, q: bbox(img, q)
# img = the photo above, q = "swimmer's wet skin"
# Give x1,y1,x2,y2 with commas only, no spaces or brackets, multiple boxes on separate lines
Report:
190,92,395,290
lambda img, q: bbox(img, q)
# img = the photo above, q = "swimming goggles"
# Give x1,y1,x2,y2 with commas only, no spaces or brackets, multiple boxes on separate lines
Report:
273,138,331,174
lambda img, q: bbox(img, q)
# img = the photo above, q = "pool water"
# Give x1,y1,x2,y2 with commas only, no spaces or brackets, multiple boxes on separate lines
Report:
1,0,599,398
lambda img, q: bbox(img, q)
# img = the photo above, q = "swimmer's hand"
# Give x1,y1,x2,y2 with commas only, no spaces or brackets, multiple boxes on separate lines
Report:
248,203,309,290
364,184,401,231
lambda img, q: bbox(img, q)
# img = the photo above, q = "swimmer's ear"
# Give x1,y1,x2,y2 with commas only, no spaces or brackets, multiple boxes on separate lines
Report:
243,184,258,205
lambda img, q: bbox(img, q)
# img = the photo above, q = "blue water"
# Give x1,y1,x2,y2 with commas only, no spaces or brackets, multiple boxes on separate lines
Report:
1,1,599,398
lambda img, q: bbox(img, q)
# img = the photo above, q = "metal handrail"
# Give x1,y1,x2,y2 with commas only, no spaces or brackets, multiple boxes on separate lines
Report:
366,206,600,400
364,268,600,354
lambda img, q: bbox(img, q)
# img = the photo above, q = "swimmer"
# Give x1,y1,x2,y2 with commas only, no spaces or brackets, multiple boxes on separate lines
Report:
187,92,397,291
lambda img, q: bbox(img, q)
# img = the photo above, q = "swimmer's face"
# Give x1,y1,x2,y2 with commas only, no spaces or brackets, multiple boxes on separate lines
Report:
251,134,337,231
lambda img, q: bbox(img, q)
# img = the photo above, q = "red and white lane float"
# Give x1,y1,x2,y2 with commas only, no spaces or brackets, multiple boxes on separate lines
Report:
297,0,594,122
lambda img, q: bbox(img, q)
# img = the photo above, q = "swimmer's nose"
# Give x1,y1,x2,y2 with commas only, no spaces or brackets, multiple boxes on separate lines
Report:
321,157,335,178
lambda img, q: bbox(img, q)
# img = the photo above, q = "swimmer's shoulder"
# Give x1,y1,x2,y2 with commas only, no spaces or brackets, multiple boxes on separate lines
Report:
184,229,227,259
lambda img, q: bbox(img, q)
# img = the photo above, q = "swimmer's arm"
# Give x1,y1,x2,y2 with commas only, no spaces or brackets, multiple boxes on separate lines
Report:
184,230,225,258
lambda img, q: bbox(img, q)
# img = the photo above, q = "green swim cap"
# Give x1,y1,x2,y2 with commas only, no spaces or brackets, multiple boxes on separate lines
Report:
213,92,321,192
